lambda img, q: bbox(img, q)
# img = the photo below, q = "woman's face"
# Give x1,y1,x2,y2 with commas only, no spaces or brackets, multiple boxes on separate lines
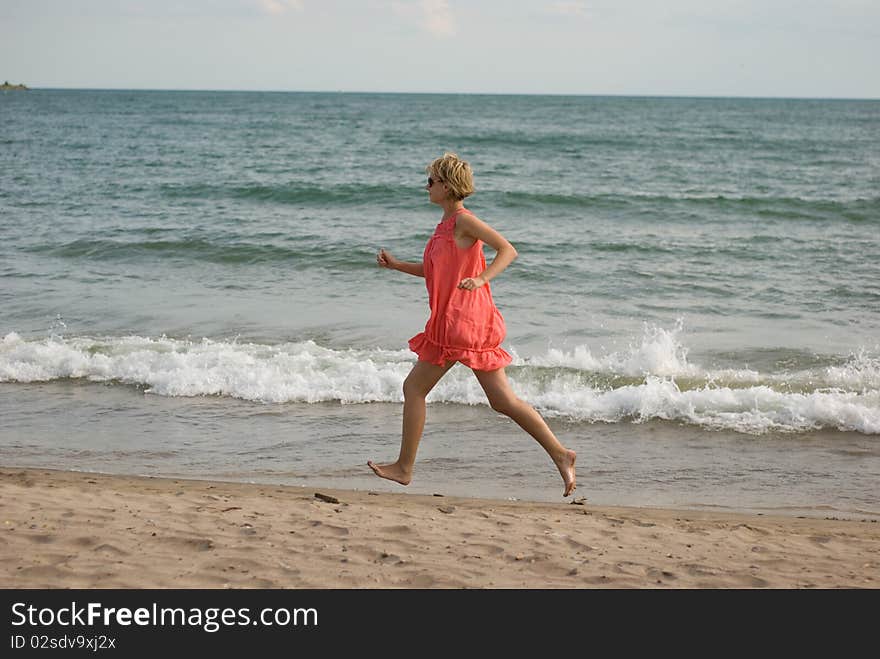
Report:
426,174,448,205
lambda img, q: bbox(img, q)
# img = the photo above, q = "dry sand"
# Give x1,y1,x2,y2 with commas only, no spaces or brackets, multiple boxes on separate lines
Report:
1,467,877,588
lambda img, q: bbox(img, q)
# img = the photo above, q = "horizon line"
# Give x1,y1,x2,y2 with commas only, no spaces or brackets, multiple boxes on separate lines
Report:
9,86,880,101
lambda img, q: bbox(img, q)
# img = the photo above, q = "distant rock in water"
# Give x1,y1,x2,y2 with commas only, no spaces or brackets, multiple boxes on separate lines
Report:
1,81,29,91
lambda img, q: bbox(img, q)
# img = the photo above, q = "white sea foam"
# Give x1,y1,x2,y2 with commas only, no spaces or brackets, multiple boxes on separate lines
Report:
2,330,879,435
520,321,700,377
515,376,880,435
820,349,880,391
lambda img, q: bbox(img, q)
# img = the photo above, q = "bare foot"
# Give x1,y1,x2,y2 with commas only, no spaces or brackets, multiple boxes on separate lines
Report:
367,460,412,486
555,449,577,497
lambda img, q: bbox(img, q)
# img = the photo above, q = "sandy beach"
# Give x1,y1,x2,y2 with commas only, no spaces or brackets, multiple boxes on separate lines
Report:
1,467,877,589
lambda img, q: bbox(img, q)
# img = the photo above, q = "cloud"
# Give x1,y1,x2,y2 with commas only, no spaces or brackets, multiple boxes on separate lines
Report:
391,0,455,38
257,0,304,15
545,2,594,18
421,0,455,37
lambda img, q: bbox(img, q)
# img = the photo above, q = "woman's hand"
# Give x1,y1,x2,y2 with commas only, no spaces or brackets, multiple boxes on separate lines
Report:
377,250,425,278
377,249,398,270
458,276,486,291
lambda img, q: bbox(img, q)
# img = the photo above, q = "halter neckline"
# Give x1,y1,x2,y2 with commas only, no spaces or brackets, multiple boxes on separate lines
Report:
440,207,467,224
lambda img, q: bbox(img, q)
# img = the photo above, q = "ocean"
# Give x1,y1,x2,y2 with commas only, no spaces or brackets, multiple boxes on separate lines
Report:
2,90,878,518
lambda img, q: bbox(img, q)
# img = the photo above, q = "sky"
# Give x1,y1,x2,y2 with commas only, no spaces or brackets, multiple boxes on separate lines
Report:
2,0,878,98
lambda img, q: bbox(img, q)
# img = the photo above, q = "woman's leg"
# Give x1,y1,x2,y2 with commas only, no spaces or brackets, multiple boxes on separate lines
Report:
368,359,455,485
473,367,577,496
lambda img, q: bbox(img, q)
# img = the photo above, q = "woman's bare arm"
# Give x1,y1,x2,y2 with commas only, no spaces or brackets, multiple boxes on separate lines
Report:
377,249,424,277
455,214,518,289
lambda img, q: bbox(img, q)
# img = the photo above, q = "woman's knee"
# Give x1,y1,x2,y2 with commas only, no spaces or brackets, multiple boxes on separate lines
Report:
489,395,519,416
403,374,429,399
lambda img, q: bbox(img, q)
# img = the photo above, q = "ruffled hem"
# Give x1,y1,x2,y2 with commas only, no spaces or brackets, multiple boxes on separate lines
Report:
408,332,512,371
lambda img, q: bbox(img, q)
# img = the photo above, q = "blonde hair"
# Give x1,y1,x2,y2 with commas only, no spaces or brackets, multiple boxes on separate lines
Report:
426,152,474,200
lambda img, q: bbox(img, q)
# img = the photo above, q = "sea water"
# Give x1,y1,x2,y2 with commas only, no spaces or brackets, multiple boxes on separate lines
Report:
2,90,878,517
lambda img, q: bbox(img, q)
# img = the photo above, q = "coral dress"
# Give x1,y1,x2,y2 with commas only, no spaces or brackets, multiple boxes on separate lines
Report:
408,208,513,371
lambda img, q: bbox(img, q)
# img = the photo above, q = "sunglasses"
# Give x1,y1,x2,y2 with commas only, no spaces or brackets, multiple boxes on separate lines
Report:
427,176,443,188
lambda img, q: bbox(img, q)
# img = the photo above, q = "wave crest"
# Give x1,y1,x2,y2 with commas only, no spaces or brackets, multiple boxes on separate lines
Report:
2,328,878,435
